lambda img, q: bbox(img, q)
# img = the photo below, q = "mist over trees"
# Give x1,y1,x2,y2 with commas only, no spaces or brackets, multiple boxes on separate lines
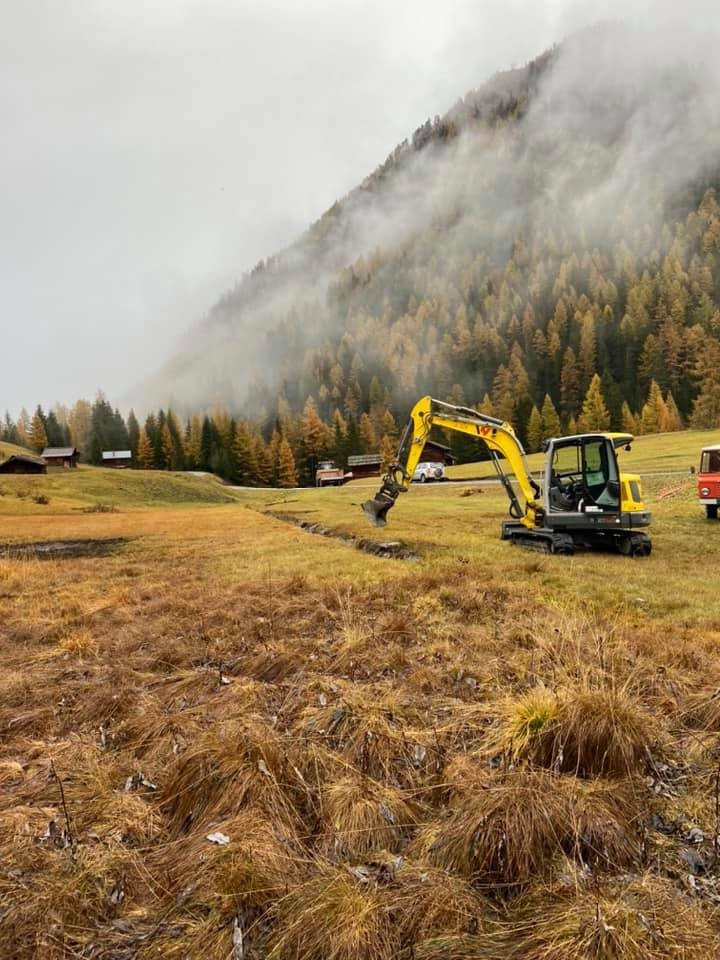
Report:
6,23,720,485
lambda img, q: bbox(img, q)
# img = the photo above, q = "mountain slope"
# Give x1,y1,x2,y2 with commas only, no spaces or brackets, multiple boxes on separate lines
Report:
140,20,720,447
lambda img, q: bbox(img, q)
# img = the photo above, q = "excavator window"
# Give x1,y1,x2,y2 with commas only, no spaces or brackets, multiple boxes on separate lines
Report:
550,439,619,513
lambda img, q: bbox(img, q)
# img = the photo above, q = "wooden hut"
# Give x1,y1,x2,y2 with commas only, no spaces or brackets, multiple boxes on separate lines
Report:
42,446,80,469
422,440,456,466
0,455,47,475
102,450,132,468
347,453,383,479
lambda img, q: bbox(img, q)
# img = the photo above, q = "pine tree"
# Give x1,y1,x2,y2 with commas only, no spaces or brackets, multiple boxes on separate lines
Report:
254,435,273,486
29,407,48,453
185,416,202,468
478,393,494,416
560,347,581,419
620,402,638,434
127,410,140,460
662,391,683,431
359,412,377,452
160,423,174,469
639,380,667,434
136,427,155,468
16,408,30,446
277,437,298,488
526,405,544,452
233,421,254,484
577,374,610,432
379,433,397,469
540,394,562,438
301,396,329,458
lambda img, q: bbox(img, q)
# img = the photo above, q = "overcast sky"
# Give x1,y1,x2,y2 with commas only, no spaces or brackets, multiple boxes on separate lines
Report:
2,0,658,416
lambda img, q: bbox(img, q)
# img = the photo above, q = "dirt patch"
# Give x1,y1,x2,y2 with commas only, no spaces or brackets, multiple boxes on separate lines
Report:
1,537,129,559
266,511,418,559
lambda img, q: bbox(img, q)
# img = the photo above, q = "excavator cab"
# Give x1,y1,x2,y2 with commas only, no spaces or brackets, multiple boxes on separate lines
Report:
531,433,650,553
546,436,621,515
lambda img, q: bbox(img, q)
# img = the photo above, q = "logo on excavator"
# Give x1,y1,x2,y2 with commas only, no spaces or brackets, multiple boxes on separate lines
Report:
477,425,494,436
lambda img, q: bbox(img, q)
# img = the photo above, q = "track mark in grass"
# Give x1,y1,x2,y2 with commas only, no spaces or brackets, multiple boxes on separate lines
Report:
1,537,130,559
265,510,419,560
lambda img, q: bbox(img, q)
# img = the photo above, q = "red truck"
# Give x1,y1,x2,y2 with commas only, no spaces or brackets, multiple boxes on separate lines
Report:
698,445,720,518
315,461,353,487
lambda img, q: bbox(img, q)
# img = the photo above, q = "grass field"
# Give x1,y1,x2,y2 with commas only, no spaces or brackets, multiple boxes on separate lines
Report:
0,439,41,462
0,465,241,516
2,432,720,958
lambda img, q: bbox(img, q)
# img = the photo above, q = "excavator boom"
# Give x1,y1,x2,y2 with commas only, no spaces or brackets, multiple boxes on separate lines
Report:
362,396,539,528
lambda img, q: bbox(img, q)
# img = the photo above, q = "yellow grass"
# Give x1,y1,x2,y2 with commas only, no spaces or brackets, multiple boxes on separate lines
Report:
2,453,720,957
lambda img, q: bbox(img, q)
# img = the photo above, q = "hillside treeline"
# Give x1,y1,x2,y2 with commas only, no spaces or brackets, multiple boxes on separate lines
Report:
245,186,720,454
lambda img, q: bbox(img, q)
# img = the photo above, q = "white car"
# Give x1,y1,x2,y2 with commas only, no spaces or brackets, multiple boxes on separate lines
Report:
413,461,446,483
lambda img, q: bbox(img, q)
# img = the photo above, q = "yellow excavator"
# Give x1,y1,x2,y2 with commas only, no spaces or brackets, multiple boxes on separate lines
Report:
362,396,651,555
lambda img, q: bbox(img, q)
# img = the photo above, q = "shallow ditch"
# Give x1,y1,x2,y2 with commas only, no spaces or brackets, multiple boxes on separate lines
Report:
1,537,129,560
265,511,418,560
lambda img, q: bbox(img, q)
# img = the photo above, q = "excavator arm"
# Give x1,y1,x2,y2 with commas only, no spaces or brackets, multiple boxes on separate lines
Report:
362,396,541,528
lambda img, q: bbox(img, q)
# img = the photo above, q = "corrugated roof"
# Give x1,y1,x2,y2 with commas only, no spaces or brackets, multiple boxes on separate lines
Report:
348,453,382,466
42,447,78,457
102,450,132,460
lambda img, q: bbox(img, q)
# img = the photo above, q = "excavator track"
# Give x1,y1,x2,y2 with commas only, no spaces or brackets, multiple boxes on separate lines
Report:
502,524,575,555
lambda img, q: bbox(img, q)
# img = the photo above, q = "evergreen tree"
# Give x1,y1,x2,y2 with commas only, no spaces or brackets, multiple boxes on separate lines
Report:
136,427,155,468
578,374,610,432
28,407,48,453
233,421,255,484
540,394,562,438
161,423,174,470
560,347,581,419
526,405,544,453
255,435,273,486
359,412,377,452
620,402,638,434
663,391,683,431
200,416,214,471
330,409,348,467
44,410,66,446
302,396,329,458
277,436,298,487
639,380,667,434
379,433,396,469
2,412,18,444
127,410,140,460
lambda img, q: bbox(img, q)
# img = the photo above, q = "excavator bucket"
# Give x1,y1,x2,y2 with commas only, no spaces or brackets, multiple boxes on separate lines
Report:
361,495,395,528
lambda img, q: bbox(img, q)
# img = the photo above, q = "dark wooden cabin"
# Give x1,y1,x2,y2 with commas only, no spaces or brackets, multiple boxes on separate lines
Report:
0,455,47,475
42,446,80,469
347,453,383,479
421,440,456,466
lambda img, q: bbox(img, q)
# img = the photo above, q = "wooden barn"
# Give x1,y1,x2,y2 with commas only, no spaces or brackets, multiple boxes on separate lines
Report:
102,450,132,468
421,440,456,466
42,446,80,469
0,454,47,475
347,453,383,479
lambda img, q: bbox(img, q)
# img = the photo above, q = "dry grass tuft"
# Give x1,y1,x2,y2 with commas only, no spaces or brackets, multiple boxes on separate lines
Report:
266,863,398,960
413,768,638,888
161,718,299,833
319,775,419,858
300,691,436,787
492,683,654,777
58,627,96,656
681,684,720,730
495,875,720,959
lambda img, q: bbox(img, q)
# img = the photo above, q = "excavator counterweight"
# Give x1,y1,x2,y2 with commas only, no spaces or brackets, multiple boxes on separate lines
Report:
361,396,651,556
